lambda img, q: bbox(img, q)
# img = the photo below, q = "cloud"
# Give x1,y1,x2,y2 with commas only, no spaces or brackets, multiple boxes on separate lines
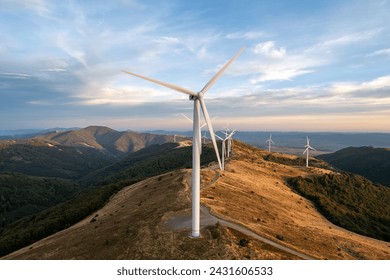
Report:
226,31,267,40
329,75,390,102
244,52,322,83
368,48,390,57
55,33,89,69
306,29,382,54
0,72,31,79
0,0,51,17
241,29,383,83
253,41,286,59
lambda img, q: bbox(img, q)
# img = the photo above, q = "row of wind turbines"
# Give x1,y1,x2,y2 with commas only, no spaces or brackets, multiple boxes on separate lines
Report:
265,134,316,168
123,47,318,237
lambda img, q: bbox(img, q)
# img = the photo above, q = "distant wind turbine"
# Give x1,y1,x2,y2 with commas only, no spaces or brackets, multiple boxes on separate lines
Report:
265,133,275,153
216,130,235,171
202,131,207,144
123,47,244,237
180,113,217,154
222,123,235,157
303,136,316,167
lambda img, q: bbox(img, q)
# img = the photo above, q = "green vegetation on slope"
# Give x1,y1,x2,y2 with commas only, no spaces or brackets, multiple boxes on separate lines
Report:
0,143,218,257
0,173,79,227
0,142,114,179
318,146,390,187
287,173,390,241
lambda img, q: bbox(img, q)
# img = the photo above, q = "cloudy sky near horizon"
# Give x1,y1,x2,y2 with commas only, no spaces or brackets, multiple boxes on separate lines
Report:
1,0,390,132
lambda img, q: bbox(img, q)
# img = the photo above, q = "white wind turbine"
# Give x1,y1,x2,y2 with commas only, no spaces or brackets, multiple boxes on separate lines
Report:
222,123,234,157
303,136,316,167
123,48,244,237
202,131,208,144
180,113,216,153
216,130,235,171
265,133,275,153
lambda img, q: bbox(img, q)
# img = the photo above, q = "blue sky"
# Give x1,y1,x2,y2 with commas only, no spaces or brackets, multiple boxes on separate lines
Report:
1,0,389,132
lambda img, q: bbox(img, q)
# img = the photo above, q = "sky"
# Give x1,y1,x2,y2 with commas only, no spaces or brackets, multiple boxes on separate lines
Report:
0,0,390,132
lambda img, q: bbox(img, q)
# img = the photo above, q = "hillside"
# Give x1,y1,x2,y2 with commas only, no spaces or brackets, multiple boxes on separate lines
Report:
318,146,390,187
3,141,389,260
36,126,186,158
0,139,114,179
0,142,217,257
0,173,79,227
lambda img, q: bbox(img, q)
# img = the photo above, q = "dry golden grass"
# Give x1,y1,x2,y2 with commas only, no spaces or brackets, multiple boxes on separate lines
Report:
3,141,389,260
201,142,390,260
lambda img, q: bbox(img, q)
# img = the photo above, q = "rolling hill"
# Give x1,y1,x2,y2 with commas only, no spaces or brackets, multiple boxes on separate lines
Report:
317,146,390,187
0,142,218,257
35,126,186,158
2,141,389,260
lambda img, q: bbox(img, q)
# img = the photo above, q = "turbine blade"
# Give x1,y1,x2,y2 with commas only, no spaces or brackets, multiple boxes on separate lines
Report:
200,47,245,94
227,130,235,138
198,97,222,170
180,113,193,124
215,134,223,141
122,70,197,96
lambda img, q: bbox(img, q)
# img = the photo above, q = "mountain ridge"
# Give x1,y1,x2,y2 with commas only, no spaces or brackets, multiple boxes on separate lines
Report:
317,146,390,187
35,126,185,158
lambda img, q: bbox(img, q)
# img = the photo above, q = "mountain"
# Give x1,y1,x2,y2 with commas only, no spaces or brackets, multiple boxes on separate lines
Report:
2,141,389,260
35,126,186,158
317,146,390,187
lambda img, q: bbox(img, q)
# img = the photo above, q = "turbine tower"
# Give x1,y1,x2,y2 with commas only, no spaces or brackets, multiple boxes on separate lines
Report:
303,136,316,167
222,123,235,157
265,133,275,153
202,131,208,144
123,48,244,237
216,130,235,171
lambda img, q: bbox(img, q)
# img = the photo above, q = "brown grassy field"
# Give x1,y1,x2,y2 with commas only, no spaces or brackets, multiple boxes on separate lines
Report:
3,142,389,260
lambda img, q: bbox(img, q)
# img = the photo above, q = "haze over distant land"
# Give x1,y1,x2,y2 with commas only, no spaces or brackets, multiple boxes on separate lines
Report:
1,127,390,153
1,1,390,132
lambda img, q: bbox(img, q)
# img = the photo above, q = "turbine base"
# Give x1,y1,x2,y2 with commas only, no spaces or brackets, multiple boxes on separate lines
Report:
191,230,200,238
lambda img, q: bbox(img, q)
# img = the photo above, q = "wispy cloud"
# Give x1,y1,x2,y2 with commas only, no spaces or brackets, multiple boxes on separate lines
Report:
1,0,51,17
55,33,89,69
226,31,267,40
0,72,30,79
305,29,382,54
368,48,390,57
253,41,286,59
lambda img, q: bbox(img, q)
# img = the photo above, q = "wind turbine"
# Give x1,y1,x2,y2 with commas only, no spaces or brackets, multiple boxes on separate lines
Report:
202,131,208,144
303,136,316,167
222,123,235,157
180,113,217,154
123,48,244,237
216,130,235,171
265,133,275,153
